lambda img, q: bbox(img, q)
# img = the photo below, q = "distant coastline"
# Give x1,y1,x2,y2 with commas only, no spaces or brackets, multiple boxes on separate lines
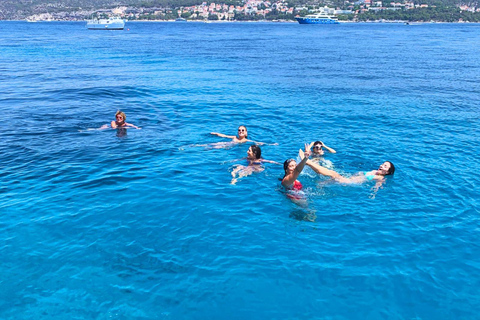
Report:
2,0,480,24
8,19,480,23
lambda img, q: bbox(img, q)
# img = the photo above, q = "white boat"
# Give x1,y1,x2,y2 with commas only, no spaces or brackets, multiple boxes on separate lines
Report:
86,17,125,30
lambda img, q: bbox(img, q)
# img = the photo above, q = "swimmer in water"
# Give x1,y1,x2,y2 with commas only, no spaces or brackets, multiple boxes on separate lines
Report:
231,145,280,185
281,143,311,191
307,140,336,169
309,141,336,157
101,111,141,129
299,149,395,184
210,125,274,146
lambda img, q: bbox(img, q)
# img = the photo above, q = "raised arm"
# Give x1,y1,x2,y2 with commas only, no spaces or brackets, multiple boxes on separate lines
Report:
282,144,311,187
211,132,236,139
321,141,336,153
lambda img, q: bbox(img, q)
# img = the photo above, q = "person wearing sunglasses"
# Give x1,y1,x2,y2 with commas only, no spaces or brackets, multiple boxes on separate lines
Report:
100,111,140,129
210,125,268,145
308,141,336,157
230,145,280,185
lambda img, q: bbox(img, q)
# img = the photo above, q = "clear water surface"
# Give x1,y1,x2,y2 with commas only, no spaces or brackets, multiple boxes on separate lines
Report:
0,21,479,319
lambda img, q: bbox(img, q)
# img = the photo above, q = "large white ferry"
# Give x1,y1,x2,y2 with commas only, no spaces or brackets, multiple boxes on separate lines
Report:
86,17,125,30
296,12,339,24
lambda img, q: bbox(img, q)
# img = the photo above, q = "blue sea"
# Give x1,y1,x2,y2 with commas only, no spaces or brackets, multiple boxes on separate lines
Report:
1,21,479,319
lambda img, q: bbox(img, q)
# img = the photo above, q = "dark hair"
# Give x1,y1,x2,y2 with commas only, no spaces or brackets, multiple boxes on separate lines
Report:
313,141,322,147
238,125,248,138
250,144,261,159
281,159,295,181
386,161,395,175
283,158,295,173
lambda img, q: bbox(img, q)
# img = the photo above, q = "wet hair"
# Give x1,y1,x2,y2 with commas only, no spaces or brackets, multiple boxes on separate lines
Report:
238,125,248,138
283,158,295,173
313,141,322,147
250,144,261,159
281,158,296,180
385,161,395,175
115,110,126,122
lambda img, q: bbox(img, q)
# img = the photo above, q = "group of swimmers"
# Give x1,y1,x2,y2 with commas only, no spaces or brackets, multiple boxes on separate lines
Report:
102,111,395,195
211,125,395,193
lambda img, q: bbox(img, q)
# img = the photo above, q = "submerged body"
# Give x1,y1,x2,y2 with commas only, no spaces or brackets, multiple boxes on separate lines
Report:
100,111,140,130
231,145,279,184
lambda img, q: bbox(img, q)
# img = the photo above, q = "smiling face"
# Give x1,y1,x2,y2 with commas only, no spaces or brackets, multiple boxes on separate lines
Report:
115,111,126,125
237,126,247,139
312,143,324,155
378,161,392,175
286,160,296,175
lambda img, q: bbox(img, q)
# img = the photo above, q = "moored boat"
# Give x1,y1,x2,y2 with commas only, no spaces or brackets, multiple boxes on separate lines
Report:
86,17,125,30
296,12,339,24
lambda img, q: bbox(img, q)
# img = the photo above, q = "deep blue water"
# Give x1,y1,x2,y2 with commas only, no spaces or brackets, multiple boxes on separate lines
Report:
1,21,479,319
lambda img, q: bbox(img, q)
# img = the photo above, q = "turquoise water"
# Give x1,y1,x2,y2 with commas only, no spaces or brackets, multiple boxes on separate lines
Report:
1,21,479,318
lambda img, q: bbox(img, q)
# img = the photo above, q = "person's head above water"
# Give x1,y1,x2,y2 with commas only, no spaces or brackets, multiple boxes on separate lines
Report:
312,141,324,154
247,145,261,159
378,161,395,175
283,159,296,175
237,125,248,139
115,111,126,124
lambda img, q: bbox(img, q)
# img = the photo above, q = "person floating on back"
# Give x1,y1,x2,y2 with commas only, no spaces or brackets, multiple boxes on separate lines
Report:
211,125,276,145
299,148,395,184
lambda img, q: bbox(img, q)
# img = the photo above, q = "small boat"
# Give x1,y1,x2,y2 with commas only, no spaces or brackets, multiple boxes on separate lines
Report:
175,18,187,22
296,12,339,24
86,17,125,30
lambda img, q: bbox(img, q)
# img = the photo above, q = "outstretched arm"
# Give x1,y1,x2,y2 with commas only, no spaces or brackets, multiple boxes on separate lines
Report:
261,159,281,165
211,132,236,139
125,122,141,129
247,139,278,146
222,157,246,164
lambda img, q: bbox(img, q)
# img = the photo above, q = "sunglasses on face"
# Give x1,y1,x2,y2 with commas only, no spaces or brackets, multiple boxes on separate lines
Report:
238,129,245,132
314,146,322,150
